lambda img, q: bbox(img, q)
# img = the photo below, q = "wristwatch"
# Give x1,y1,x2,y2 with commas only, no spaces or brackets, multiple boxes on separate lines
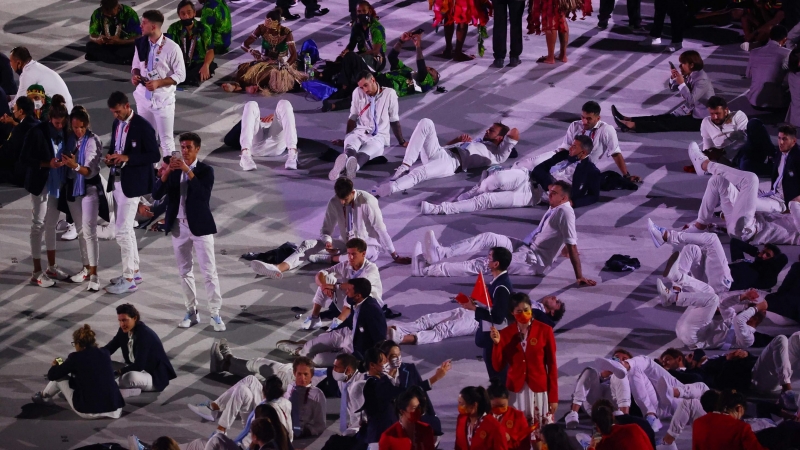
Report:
72,165,81,172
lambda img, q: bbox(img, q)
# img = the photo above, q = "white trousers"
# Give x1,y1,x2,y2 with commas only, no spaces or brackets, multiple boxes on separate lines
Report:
227,355,295,389
628,358,682,418
393,308,477,345
343,132,385,169
393,118,460,192
441,168,534,215
113,182,140,279
751,331,800,392
571,367,632,412
667,231,732,293
42,379,122,419
182,434,240,450
67,185,100,267
135,94,175,158
171,219,223,316
240,100,297,157
666,395,706,437
510,386,549,429
675,291,720,350
300,328,352,367
118,370,155,391
423,232,547,277
214,374,265,430
30,192,60,260
282,239,379,271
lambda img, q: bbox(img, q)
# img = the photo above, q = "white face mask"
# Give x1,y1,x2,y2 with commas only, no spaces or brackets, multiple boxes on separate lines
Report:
33,100,43,110
382,362,391,374
389,356,402,369
332,370,349,382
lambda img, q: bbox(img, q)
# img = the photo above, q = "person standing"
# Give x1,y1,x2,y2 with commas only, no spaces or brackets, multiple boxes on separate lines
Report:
492,0,525,68
0,97,38,186
8,47,73,112
86,0,141,65
22,99,72,287
598,0,642,31
746,25,790,110
153,132,225,331
131,10,185,159
61,107,109,292
105,91,161,294
166,0,217,87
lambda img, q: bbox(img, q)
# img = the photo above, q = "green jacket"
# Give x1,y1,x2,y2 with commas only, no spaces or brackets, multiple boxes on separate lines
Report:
199,0,232,53
89,5,141,39
166,20,213,64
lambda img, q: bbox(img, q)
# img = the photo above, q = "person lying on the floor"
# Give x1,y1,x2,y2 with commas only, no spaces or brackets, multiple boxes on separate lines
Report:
729,239,787,291
165,0,217,87
564,349,633,429
86,0,140,65
658,348,705,385
612,50,714,133
766,261,800,323
372,118,518,198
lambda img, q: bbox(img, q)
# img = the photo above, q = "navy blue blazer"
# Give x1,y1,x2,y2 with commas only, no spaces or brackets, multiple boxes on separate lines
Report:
771,144,800,210
532,151,602,208
47,346,125,414
107,113,160,197
152,159,217,236
22,121,73,196
338,296,386,360
395,362,442,435
475,271,513,349
359,374,405,444
1,115,39,186
103,321,177,392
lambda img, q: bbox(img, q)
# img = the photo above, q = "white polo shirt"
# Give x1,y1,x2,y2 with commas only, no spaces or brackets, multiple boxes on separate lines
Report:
348,86,400,146
131,33,186,109
558,120,621,165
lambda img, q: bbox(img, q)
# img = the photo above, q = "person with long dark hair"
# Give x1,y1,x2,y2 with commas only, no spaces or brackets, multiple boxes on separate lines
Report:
378,386,436,450
454,386,507,450
487,380,531,450
691,390,767,450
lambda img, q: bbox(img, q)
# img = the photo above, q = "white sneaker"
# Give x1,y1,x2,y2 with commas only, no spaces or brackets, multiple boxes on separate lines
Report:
285,148,299,170
657,442,678,450
565,410,579,429
391,164,410,181
301,316,321,330
412,242,425,277
307,253,332,264
646,414,663,432
239,149,257,171
32,391,54,405
110,272,143,285
688,143,709,176
420,201,443,215
276,339,304,355
456,184,481,201
188,400,220,422
296,239,318,253
656,279,676,307
56,219,70,232
210,315,226,332
32,271,56,288
178,309,200,328
250,260,283,279
387,326,402,343
345,156,358,180
423,230,445,264
647,218,667,248
740,42,751,52
46,265,70,280
650,37,662,45
87,275,100,292
70,267,89,283
97,224,115,240
329,153,349,181
105,278,138,294
373,182,393,198
61,223,78,241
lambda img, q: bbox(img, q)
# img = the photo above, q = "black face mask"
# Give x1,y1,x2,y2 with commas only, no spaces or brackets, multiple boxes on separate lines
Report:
14,64,22,76
345,296,357,306
181,18,194,27
357,14,371,25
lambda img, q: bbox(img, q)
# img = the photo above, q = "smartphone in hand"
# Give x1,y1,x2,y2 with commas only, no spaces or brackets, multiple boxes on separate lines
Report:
668,61,676,70
171,150,182,161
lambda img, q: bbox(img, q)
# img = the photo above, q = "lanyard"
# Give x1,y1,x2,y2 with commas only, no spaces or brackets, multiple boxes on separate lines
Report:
466,415,485,447
343,202,355,235
582,127,598,141
523,207,554,245
116,121,130,154
147,37,166,71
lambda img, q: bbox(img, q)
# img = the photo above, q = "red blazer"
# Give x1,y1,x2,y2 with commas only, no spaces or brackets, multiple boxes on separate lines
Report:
492,320,558,400
691,413,767,450
379,421,436,450
493,407,531,450
454,414,509,450
596,424,653,450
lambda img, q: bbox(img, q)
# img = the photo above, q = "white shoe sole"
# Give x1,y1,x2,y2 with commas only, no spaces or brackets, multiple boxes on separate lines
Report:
688,144,708,176
647,218,665,248
656,279,671,306
345,156,358,180
329,154,348,181
250,261,283,279
423,230,442,264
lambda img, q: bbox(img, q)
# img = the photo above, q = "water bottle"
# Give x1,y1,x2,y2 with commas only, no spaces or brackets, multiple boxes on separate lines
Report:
304,53,314,79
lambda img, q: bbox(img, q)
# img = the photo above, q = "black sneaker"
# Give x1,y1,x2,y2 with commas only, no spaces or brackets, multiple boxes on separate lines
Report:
597,21,608,30
491,59,504,68
507,57,521,67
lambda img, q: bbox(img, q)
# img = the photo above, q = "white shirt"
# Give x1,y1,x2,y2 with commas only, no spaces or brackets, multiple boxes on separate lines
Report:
700,110,749,151
549,158,580,183
10,60,73,112
320,190,395,253
443,136,519,171
527,202,578,269
176,159,197,219
338,372,367,436
348,86,400,146
114,110,135,154
319,258,383,303
558,120,621,165
700,292,757,350
131,34,186,108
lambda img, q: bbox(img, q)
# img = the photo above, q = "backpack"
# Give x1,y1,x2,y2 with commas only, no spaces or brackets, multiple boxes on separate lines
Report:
604,254,641,272
302,80,338,101
299,39,320,64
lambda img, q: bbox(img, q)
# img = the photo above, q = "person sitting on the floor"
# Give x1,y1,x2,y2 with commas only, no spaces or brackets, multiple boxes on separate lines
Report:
729,239,787,291
86,0,141,65
197,0,232,54
375,118,519,199
276,278,387,365
413,181,597,288
328,70,405,182
736,0,800,51
565,350,633,428
486,380,532,450
247,178,409,279
346,1,387,72
165,0,217,87
330,353,366,438
747,25,790,110
379,340,451,437
691,389,767,450
31,324,125,419
591,398,654,450
612,50,714,133
103,304,176,395
227,99,300,171
765,261,800,323
379,386,437,450
0,96,37,186
659,348,705,385
221,8,306,95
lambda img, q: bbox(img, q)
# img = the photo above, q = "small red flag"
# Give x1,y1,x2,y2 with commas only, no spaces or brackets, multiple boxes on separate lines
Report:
470,272,492,307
